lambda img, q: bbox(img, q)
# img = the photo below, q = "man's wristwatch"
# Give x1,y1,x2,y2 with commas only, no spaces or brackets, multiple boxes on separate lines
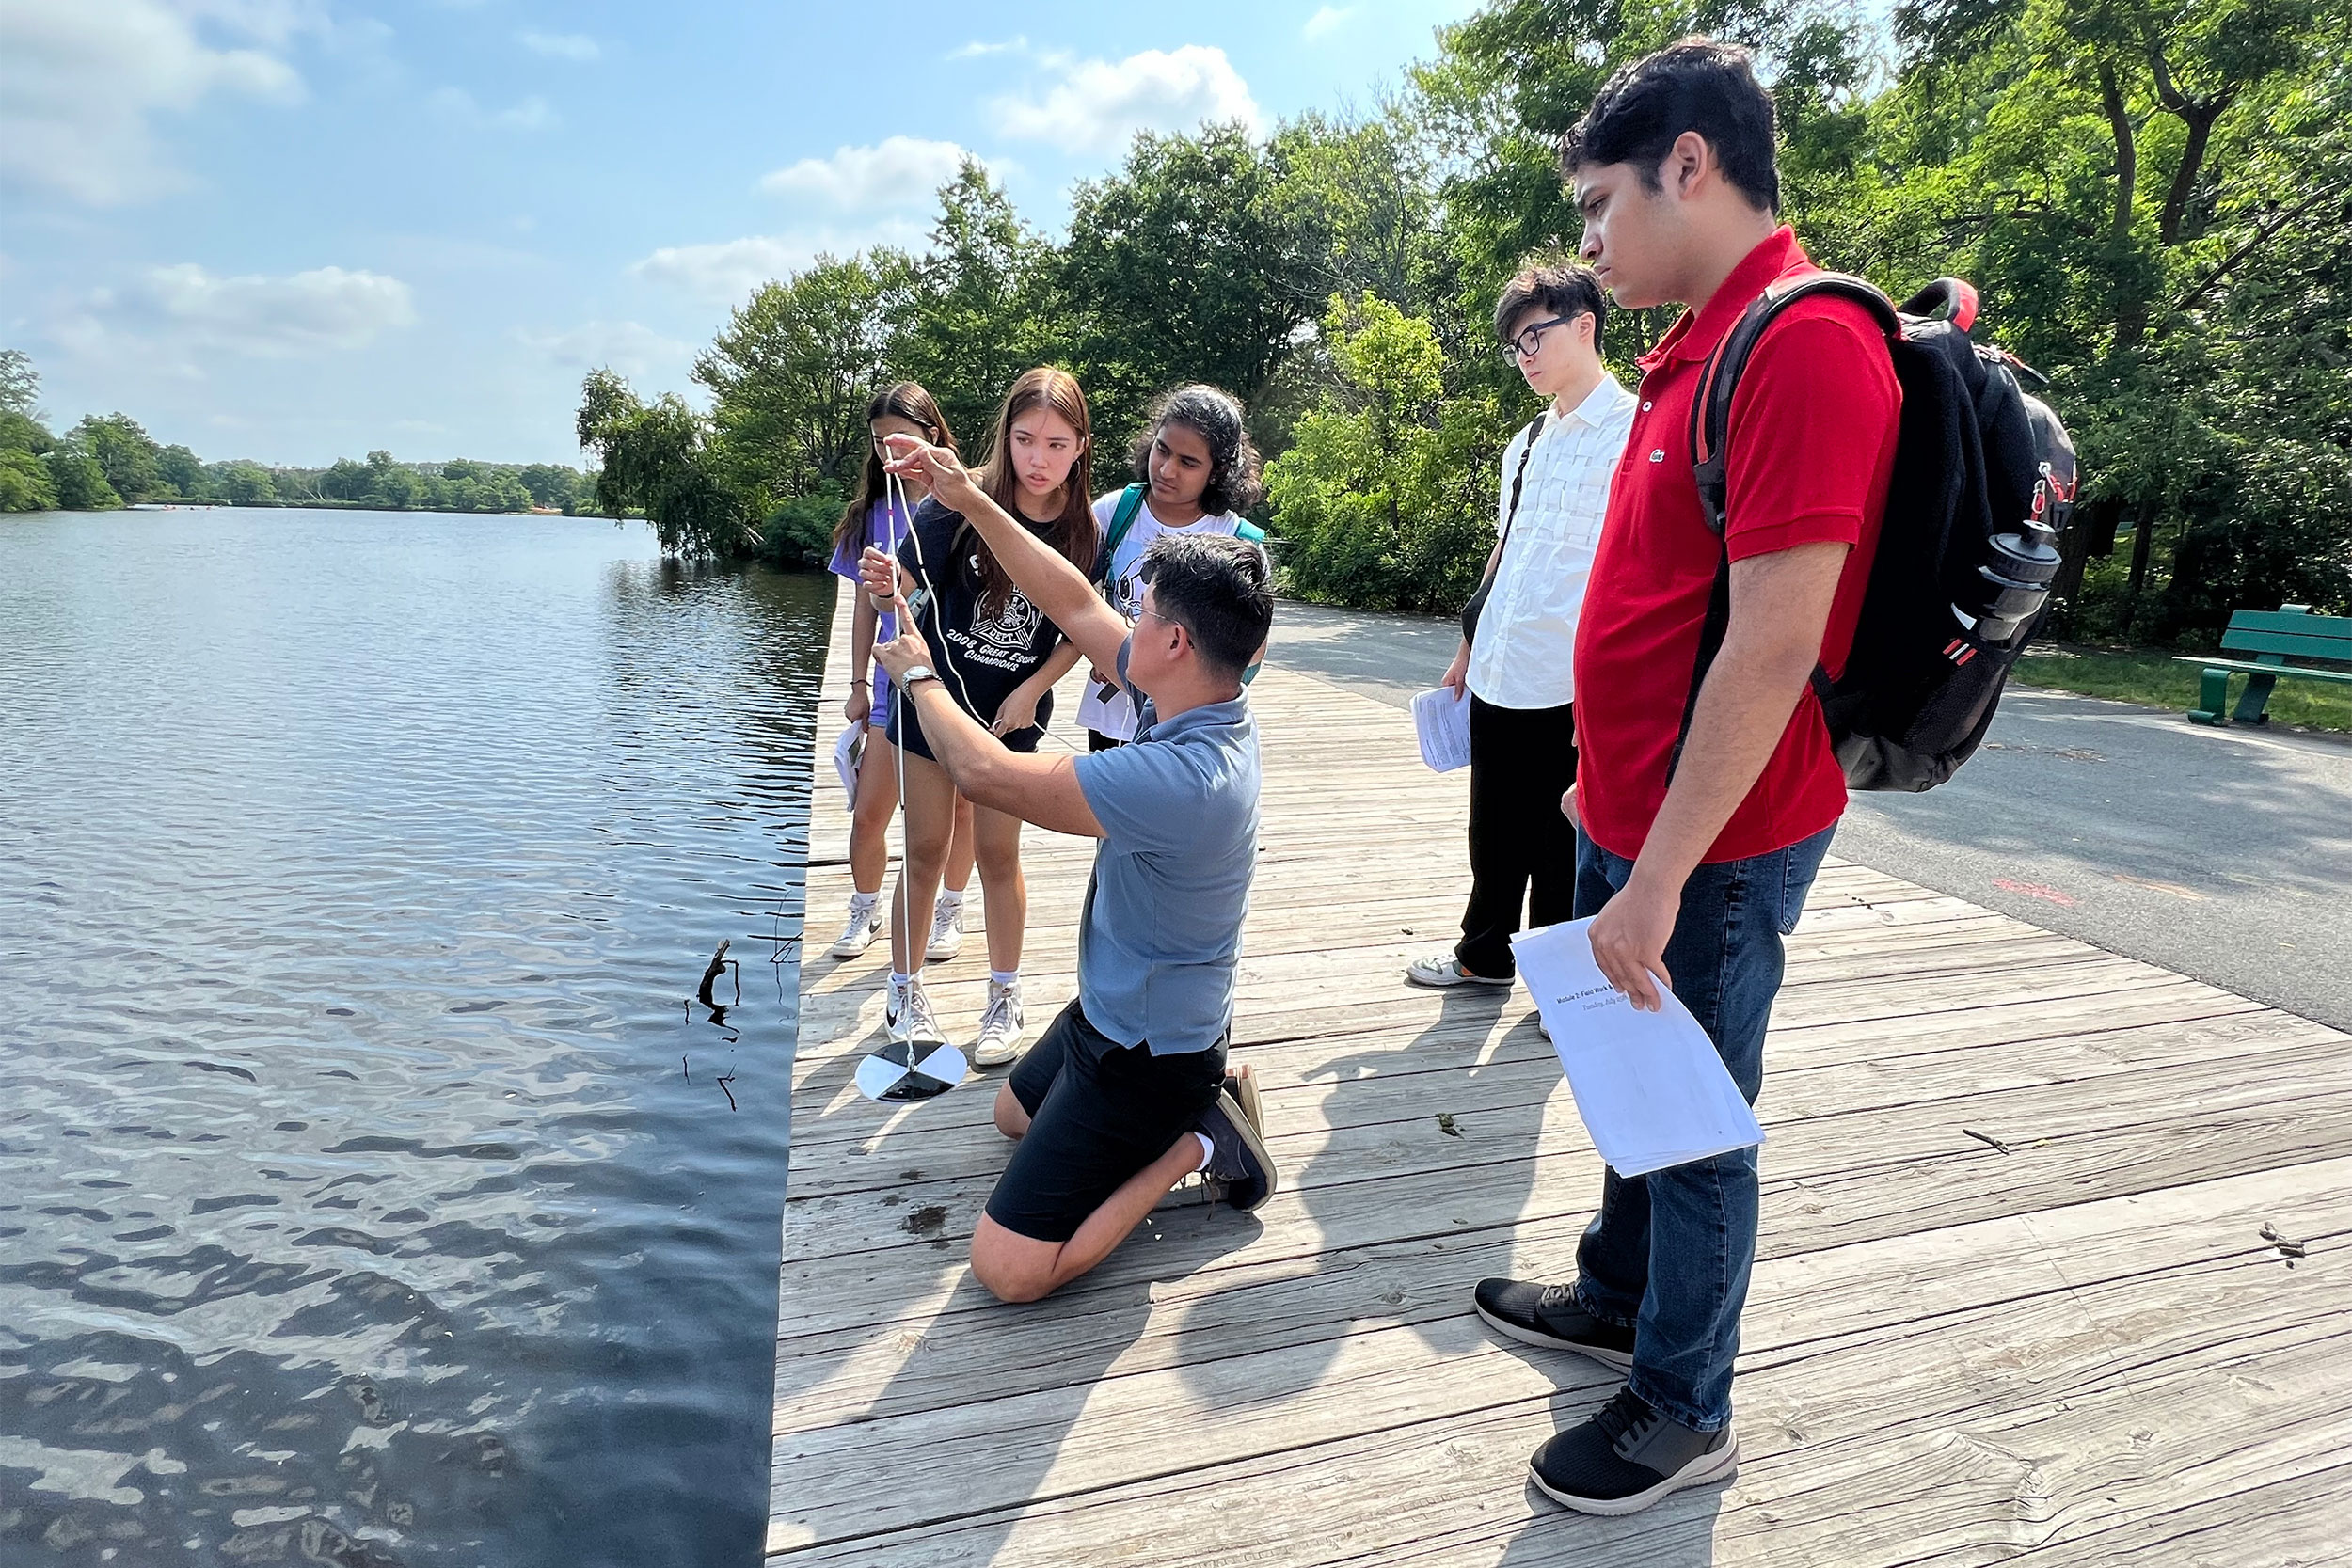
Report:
898,664,942,689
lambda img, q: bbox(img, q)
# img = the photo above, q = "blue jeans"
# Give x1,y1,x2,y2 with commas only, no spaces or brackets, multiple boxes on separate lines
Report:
1568,823,1834,1431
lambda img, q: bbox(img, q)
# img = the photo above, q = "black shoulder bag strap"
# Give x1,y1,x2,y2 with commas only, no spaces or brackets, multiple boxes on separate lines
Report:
1663,273,1900,784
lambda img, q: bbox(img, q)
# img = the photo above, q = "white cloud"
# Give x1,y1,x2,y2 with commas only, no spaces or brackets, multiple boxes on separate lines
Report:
988,45,1261,156
0,0,307,205
1302,6,1353,41
515,320,691,382
949,36,1025,60
62,262,417,365
429,86,557,132
759,137,974,213
628,220,925,307
516,29,597,62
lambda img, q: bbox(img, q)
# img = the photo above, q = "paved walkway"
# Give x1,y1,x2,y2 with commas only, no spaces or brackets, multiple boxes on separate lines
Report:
1272,599,2352,1030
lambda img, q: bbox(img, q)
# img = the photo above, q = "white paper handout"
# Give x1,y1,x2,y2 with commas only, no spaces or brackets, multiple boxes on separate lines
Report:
1412,686,1472,772
833,722,865,809
1509,917,1765,1178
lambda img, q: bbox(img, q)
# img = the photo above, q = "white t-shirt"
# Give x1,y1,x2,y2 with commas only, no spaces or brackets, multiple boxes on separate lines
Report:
1077,487,1246,740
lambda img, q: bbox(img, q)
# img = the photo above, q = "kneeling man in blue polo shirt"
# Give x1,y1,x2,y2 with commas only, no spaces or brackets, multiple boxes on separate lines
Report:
862,434,1277,1304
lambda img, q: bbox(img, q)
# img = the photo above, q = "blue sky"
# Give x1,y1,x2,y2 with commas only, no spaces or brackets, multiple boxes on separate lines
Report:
1,0,1479,467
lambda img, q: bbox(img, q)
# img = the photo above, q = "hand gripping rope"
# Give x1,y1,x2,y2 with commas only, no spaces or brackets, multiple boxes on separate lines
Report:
853,452,972,1103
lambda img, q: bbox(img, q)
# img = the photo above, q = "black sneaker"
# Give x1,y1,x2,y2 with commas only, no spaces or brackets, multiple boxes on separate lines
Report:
1195,1088,1277,1212
1471,1278,1637,1370
1530,1387,1738,1515
1221,1065,1263,1133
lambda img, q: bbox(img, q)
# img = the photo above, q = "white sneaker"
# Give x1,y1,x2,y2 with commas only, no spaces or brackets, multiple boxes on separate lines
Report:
884,974,944,1045
1405,951,1513,989
926,896,966,961
828,895,883,958
971,980,1026,1068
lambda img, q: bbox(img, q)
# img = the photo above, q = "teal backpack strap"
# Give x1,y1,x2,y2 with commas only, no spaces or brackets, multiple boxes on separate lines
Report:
1232,517,1269,685
1100,483,1150,579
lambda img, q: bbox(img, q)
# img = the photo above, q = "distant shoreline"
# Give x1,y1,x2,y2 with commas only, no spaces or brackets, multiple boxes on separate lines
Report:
123,499,588,517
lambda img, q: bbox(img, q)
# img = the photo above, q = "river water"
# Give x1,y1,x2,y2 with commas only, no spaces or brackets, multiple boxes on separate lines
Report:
0,509,825,1565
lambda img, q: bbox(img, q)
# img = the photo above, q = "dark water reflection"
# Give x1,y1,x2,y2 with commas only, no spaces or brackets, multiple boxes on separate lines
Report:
0,510,824,1565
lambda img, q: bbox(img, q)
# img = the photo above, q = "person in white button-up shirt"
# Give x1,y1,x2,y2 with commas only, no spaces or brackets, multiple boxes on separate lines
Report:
1408,261,1636,989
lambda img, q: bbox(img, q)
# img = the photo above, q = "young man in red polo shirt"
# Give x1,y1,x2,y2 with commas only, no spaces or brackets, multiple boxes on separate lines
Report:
1470,39,1900,1515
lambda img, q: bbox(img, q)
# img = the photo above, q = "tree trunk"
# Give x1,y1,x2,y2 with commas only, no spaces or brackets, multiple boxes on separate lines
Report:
2118,498,2159,640
2100,61,2150,351
2100,62,2137,241
2048,494,2121,629
2158,106,2219,245
2149,51,2234,247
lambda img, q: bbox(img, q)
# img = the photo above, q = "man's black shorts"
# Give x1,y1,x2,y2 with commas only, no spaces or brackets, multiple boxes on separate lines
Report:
985,1000,1226,1244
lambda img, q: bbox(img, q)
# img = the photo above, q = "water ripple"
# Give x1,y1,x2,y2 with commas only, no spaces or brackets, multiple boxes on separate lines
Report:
1,510,822,1565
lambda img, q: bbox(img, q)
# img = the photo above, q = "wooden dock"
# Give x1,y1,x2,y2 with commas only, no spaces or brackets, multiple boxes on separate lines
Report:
771,585,2350,1565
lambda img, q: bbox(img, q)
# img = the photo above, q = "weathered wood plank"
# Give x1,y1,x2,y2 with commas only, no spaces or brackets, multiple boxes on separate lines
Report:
787,1005,2326,1196
777,1032,2352,1336
768,1156,2352,1560
774,585,2352,1565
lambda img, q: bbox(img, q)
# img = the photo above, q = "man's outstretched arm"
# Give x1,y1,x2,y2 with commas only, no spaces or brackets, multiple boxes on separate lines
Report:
878,435,1128,674
870,592,1105,840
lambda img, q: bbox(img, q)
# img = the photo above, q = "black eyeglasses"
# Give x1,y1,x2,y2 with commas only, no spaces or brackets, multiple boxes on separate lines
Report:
1501,315,1574,361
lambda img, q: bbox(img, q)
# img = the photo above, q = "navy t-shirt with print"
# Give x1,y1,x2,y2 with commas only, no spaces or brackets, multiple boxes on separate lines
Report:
887,497,1074,760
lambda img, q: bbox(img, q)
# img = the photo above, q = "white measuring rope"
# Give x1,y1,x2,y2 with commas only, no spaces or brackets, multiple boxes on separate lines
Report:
876,447,982,1022
853,441,1018,1098
880,457,921,974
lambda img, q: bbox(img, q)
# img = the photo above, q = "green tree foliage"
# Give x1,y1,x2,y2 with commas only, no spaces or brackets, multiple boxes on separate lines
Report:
699,251,910,511
45,444,122,510
157,443,203,495
0,349,40,419
285,448,571,513
1059,124,1322,448
0,449,58,511
894,162,1057,445
0,352,58,488
1264,293,1504,610
1,348,580,516
569,5,2344,626
72,413,165,502
758,482,850,572
0,409,53,457
516,463,583,509
208,460,278,506
576,368,755,561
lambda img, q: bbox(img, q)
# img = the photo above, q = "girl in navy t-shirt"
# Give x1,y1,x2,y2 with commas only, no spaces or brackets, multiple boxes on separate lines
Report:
823,382,976,963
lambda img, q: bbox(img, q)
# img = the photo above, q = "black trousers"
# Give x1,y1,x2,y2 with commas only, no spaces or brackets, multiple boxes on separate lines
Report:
1455,696,1579,979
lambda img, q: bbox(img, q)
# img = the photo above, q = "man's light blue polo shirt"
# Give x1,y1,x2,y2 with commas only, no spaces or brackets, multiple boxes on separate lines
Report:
1071,683,1260,1056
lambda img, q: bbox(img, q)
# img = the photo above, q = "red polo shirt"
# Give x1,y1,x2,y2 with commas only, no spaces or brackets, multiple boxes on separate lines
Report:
1572,226,1900,863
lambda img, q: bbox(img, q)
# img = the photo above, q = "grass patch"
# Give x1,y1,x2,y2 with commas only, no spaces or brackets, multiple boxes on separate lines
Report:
2013,643,2352,734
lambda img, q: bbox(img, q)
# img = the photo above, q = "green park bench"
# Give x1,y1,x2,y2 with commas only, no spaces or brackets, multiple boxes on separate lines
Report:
2175,604,2352,724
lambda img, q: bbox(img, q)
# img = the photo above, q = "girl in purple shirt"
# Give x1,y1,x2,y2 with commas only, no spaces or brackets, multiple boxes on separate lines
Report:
824,382,976,961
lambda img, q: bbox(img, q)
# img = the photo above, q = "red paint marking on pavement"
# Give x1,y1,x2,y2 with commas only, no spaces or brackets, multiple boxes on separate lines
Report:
1994,876,2077,908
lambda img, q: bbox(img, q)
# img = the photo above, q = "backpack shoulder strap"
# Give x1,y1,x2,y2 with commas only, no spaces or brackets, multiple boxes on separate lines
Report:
1689,273,1900,535
1101,483,1150,570
1666,277,1890,784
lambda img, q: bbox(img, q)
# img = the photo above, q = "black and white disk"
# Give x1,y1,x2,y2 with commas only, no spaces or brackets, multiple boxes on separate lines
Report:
855,1039,968,1102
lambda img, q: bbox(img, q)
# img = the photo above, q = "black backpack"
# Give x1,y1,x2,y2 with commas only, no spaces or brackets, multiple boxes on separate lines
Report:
1680,274,2080,793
